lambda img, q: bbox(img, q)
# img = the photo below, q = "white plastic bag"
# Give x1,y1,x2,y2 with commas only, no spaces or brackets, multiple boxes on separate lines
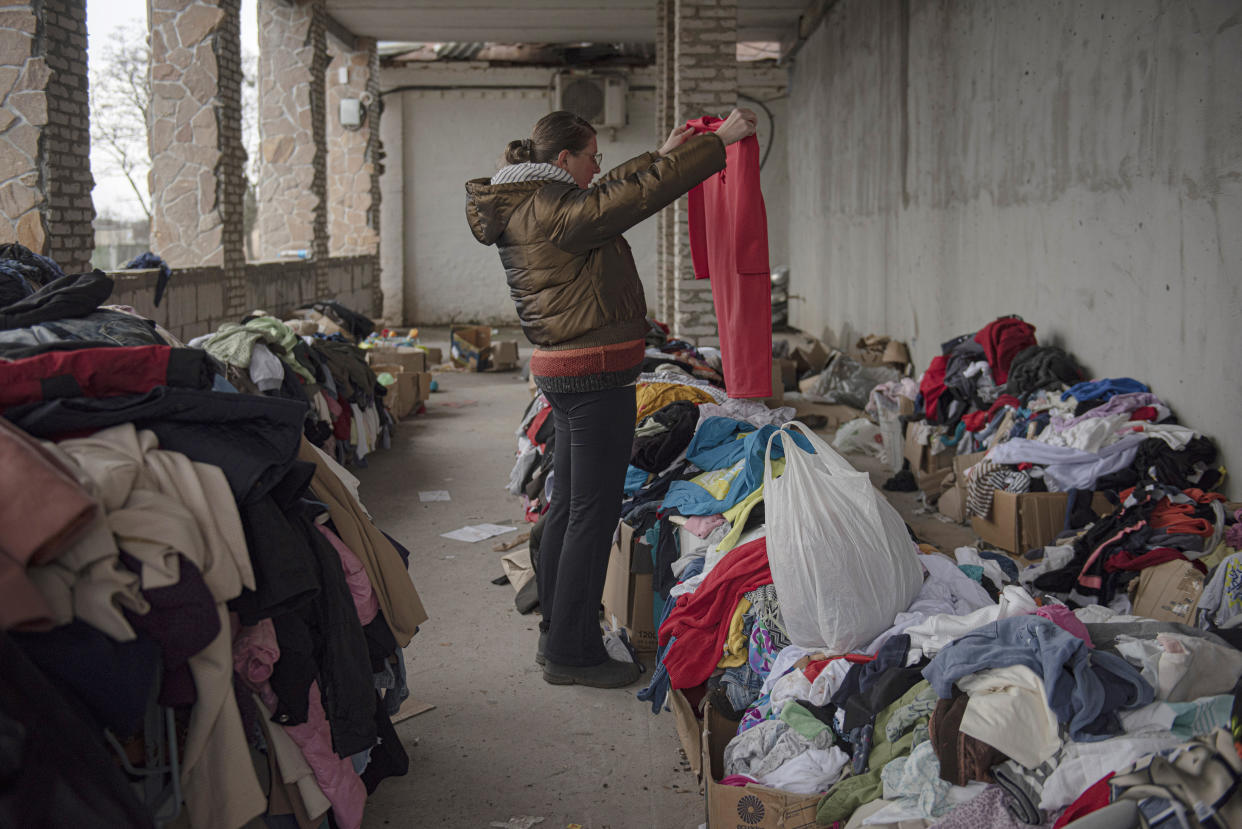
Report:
764,422,923,653
830,417,883,456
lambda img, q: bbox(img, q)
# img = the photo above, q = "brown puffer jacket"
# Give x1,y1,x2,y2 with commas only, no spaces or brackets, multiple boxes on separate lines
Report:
464,134,725,350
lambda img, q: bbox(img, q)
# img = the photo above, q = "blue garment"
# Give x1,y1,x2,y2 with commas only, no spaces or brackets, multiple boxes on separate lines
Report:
624,464,649,496
661,419,813,516
978,550,1019,582
958,564,984,583
124,252,173,307
1061,378,1150,403
637,557,704,714
922,615,1153,742
211,374,240,393
718,661,765,712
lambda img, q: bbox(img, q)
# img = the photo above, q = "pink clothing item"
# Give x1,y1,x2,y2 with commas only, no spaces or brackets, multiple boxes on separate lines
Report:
233,619,280,686
258,682,366,829
234,620,367,829
685,117,773,399
1225,509,1242,550
719,774,760,787
683,514,726,539
322,391,343,420
1033,604,1093,648
316,524,379,625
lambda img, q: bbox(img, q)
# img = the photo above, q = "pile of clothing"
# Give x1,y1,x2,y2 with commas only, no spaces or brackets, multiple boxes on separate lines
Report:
501,310,1242,826
190,304,393,468
0,248,425,829
644,515,1242,827
905,316,1222,525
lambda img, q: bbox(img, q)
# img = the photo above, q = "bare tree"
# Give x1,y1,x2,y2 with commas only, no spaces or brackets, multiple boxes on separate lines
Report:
89,19,151,220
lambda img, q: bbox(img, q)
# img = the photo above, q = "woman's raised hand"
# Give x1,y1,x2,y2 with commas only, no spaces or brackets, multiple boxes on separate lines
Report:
658,124,696,157
715,107,758,145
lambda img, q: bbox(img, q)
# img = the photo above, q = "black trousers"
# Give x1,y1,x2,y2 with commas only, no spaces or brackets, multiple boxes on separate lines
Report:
538,385,636,666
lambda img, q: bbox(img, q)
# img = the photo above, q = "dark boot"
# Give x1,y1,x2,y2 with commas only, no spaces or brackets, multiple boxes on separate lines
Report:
535,631,547,666
542,658,640,688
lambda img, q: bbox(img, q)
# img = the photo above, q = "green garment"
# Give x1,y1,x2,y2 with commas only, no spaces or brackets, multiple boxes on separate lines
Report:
313,340,377,398
203,323,266,368
816,680,933,825
247,317,316,383
205,318,316,383
780,701,832,742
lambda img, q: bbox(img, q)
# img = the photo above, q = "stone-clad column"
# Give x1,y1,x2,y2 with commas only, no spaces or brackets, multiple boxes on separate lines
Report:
148,0,246,311
256,0,327,265
673,0,737,347
325,35,380,258
0,0,94,273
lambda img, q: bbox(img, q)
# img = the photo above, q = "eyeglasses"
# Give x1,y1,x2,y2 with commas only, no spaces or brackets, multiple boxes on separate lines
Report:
579,151,603,165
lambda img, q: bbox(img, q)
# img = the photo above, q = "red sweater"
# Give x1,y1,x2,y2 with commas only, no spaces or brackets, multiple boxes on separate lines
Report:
658,535,772,690
684,117,773,399
685,117,770,280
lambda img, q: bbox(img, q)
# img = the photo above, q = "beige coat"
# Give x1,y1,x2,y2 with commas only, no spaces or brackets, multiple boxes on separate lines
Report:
299,439,428,646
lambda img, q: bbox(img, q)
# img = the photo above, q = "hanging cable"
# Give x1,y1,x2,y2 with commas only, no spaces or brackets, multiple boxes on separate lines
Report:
738,93,777,170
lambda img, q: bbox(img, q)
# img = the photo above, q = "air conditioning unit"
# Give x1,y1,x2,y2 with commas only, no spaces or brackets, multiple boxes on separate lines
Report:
552,72,627,128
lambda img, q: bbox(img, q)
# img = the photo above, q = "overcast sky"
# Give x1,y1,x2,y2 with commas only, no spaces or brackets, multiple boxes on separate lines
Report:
88,0,258,222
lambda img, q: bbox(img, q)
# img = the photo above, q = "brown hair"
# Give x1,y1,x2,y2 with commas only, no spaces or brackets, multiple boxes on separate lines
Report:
503,110,596,165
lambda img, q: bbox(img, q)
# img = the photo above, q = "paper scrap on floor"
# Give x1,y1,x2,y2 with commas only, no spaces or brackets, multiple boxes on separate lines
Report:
441,523,517,542
419,490,451,502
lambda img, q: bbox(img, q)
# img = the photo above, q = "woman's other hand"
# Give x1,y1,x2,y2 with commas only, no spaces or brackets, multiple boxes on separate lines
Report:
658,124,696,157
715,107,758,145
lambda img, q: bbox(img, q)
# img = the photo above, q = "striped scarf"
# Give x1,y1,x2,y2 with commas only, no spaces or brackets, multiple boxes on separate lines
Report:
490,162,575,186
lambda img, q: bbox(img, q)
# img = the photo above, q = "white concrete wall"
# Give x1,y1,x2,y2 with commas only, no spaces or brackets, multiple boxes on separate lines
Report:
787,0,1242,496
379,61,790,327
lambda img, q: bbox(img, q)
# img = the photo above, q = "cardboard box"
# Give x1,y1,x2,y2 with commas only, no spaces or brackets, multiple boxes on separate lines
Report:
370,363,417,419
971,490,1114,554
1132,560,1205,624
702,700,821,829
487,339,519,371
420,346,443,366
903,426,954,492
369,347,427,374
601,522,656,652
938,486,966,522
797,372,823,396
414,371,433,404
668,689,703,777
903,425,954,476
791,339,830,375
776,357,798,391
450,325,492,370
938,451,986,521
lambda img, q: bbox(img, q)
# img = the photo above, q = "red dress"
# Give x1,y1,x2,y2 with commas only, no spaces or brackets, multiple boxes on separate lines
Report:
686,117,772,399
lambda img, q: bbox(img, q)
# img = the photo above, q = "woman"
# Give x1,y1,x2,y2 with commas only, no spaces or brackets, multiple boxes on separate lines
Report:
465,107,757,687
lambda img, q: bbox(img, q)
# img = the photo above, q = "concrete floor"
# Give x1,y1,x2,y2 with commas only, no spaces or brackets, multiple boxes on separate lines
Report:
356,331,975,829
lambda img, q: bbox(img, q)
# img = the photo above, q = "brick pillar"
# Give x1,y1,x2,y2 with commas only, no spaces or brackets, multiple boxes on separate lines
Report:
0,0,94,273
653,0,675,325
672,0,737,347
256,0,327,274
325,35,379,258
149,0,246,313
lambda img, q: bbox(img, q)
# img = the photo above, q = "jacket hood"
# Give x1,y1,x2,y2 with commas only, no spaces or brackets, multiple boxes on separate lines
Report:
465,178,551,246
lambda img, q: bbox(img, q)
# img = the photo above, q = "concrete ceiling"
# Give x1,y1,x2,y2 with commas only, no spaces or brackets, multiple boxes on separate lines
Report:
324,1,808,47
